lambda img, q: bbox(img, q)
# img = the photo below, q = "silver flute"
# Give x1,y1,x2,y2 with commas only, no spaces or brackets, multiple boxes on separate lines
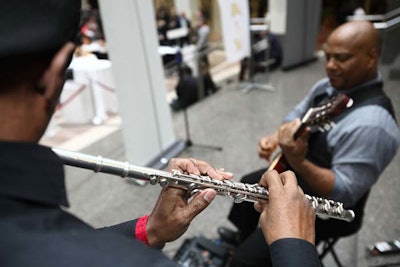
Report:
52,148,355,222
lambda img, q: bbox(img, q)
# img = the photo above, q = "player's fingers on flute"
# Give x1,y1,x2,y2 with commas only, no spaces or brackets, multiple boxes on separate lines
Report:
183,188,217,219
168,158,201,176
280,170,298,190
191,158,234,180
259,169,280,189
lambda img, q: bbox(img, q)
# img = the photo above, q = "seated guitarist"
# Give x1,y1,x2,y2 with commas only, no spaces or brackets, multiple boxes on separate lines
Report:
218,21,400,267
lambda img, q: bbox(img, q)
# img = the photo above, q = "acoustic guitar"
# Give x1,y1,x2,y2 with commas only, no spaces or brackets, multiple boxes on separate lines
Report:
268,94,353,173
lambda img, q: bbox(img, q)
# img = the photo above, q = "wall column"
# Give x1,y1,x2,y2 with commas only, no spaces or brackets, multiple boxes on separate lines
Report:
98,0,184,168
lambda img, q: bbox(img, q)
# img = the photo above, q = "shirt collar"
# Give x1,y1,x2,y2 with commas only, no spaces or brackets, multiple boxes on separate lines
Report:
331,73,382,96
0,142,68,207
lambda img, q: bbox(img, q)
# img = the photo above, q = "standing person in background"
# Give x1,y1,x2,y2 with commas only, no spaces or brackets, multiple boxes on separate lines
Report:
167,6,181,46
195,14,210,65
200,59,219,96
179,10,192,47
192,11,218,97
156,5,170,46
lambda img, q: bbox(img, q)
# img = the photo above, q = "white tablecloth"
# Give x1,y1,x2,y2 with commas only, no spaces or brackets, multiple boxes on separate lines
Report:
60,56,118,124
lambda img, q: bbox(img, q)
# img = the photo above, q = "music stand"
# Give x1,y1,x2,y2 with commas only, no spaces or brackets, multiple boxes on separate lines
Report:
240,24,275,94
176,47,222,152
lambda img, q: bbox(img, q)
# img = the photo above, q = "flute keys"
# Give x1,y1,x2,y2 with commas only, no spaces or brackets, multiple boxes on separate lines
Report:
190,189,201,196
149,176,158,185
159,178,169,187
233,194,246,203
187,183,198,192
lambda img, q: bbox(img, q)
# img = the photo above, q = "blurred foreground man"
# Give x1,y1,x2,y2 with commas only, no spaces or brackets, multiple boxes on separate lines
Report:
0,1,321,266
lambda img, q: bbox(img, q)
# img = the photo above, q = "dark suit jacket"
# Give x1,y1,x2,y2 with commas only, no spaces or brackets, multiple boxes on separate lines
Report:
0,142,177,267
270,238,321,267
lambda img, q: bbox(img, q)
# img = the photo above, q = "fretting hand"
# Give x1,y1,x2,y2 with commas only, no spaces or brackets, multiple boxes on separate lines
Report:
278,119,311,168
258,132,279,162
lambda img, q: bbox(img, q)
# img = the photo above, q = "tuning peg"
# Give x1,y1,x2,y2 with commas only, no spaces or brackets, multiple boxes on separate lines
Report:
346,98,354,108
324,124,332,131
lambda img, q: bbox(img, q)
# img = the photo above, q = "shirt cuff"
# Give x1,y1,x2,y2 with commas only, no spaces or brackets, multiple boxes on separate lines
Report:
135,215,150,246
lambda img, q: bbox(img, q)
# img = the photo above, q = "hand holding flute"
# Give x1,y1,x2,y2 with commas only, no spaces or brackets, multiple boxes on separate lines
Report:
146,158,233,248
256,170,322,267
255,170,316,245
157,161,320,265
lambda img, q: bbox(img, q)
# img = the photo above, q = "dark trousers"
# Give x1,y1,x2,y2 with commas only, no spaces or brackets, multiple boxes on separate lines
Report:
227,168,271,267
227,168,368,267
228,168,266,240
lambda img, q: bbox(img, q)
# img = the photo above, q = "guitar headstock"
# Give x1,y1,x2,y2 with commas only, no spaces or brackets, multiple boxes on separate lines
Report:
294,94,353,139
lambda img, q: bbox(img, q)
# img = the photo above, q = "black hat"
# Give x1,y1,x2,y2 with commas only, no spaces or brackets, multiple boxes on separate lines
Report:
0,0,81,58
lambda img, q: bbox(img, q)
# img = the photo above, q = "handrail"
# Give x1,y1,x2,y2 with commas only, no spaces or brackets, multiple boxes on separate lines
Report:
346,7,400,30
347,14,385,22
384,7,400,21
374,16,400,30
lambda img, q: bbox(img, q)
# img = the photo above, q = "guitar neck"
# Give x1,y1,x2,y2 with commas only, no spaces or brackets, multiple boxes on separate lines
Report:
293,123,307,140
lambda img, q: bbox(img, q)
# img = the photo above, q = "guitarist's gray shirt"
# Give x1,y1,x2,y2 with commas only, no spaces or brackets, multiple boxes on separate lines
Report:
284,74,400,207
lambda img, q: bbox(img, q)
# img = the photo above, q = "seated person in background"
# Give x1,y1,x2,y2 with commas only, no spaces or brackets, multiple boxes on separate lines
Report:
170,63,218,111
170,64,199,111
219,20,400,267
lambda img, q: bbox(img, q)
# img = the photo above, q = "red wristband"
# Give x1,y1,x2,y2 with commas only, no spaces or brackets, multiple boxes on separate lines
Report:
135,215,150,246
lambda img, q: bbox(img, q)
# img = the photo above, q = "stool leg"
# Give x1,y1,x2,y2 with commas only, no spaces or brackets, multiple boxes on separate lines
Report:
319,239,335,259
330,248,343,267
319,238,344,267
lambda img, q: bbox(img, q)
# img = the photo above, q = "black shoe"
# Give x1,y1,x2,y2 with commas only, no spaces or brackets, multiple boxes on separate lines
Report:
218,227,242,246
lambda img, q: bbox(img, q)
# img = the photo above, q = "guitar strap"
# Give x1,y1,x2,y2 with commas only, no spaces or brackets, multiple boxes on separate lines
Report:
313,80,396,122
339,82,395,123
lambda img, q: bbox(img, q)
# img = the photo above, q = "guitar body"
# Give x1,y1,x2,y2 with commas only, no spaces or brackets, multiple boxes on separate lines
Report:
267,152,289,173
